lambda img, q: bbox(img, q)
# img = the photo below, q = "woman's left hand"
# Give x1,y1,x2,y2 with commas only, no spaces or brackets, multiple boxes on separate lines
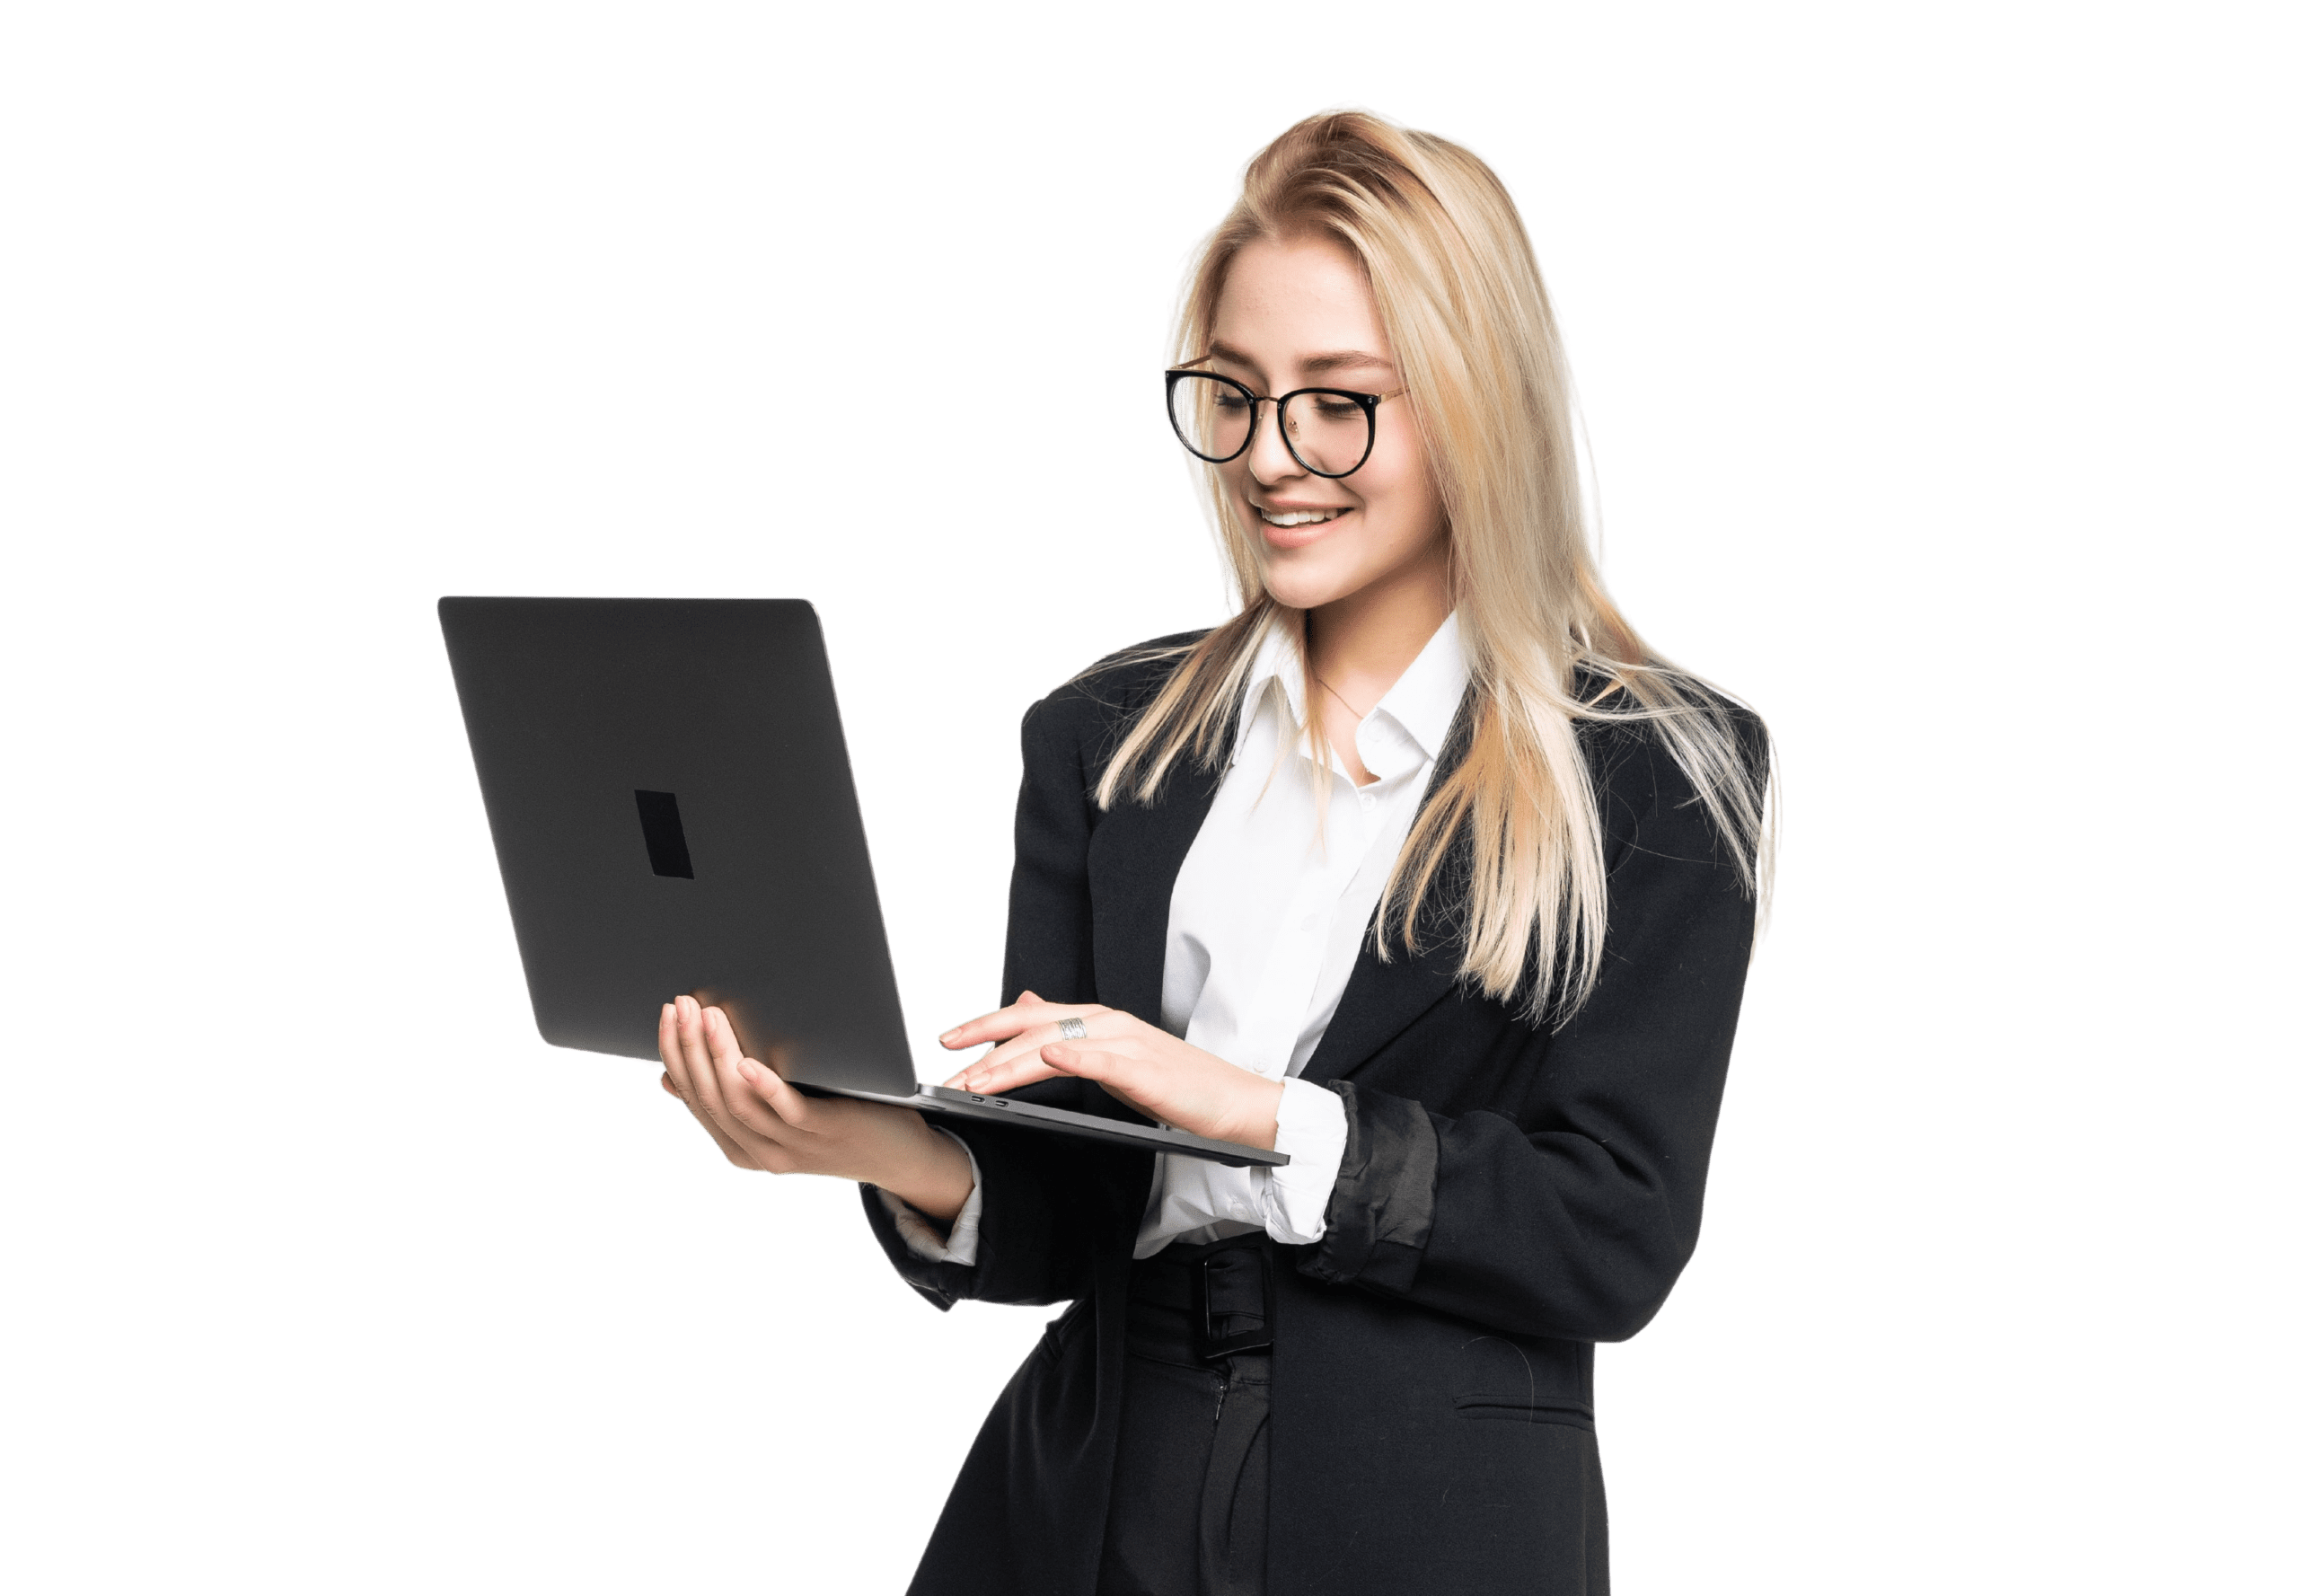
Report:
938,992,1282,1151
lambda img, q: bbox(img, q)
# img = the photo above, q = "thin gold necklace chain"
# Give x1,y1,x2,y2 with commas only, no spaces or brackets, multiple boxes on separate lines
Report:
1311,671,1370,721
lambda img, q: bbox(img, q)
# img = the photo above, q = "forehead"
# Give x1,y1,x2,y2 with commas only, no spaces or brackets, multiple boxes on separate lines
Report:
1211,234,1391,366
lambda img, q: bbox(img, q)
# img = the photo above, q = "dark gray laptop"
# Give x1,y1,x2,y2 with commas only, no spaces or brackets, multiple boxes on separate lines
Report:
439,595,1283,1169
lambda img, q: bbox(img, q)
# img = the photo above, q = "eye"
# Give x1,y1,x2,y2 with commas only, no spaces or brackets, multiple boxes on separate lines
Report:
1309,394,1361,419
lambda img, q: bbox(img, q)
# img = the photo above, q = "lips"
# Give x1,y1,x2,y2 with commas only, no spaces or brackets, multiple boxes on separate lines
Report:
1253,502,1352,550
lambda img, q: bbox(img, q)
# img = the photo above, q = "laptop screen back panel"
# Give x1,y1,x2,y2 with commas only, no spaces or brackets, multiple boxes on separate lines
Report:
440,597,916,1098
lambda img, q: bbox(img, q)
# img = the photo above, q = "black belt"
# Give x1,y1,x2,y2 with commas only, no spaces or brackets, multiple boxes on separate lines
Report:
1129,1235,1274,1362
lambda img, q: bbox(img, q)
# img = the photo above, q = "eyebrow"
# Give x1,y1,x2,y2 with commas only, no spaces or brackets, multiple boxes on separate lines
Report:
1195,342,1396,380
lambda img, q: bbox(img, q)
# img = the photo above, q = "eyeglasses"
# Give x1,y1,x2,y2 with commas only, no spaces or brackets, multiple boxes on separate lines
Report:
1164,368,1405,480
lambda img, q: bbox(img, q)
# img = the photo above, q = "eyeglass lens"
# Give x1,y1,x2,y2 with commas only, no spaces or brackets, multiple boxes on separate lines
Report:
1168,374,1372,477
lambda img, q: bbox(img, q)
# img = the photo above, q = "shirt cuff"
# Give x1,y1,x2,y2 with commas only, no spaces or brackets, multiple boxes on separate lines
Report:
873,1129,982,1266
1257,1077,1348,1246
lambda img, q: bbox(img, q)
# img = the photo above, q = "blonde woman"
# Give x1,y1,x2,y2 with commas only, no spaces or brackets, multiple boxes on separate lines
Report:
657,110,1770,1596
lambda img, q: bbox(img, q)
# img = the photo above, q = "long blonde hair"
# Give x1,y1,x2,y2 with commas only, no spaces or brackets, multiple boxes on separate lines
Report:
1097,111,1771,1019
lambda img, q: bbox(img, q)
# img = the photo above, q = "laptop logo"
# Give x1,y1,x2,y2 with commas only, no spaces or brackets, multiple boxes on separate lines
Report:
632,790,695,878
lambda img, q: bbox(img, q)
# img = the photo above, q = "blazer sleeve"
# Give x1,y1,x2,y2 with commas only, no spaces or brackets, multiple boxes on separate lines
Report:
1298,719,1766,1343
858,690,1128,1311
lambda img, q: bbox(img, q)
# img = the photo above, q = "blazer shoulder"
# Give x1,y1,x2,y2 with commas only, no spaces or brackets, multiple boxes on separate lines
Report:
1574,689,1769,866
1021,628,1211,749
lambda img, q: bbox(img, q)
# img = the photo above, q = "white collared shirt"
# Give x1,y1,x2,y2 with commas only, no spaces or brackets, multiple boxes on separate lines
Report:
883,615,1471,1266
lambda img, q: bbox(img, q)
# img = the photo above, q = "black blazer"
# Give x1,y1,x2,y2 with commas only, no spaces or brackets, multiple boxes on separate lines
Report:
862,636,1763,1596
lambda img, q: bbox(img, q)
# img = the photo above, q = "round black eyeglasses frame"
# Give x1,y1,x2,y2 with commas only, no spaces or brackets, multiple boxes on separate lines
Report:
1164,368,1405,480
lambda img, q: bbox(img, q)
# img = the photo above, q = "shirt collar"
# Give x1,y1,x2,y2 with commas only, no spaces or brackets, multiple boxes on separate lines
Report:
1239,612,1469,773
1242,619,1309,732
1371,612,1469,764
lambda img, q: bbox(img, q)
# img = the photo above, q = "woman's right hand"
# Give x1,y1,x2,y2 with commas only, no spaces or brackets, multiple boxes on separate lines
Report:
656,995,975,1226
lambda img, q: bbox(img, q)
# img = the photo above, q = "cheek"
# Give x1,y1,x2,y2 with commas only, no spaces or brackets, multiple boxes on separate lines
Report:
1359,463,1445,555
1358,419,1442,542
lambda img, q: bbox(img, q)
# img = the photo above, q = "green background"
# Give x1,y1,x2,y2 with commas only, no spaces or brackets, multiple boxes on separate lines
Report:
9,0,2289,1591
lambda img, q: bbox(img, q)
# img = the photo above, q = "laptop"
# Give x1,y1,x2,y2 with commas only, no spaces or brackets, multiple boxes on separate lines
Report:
438,595,1284,1170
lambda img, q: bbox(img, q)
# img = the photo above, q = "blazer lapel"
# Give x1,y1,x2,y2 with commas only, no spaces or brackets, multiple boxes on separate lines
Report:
1089,755,1224,1030
1300,934,1468,1087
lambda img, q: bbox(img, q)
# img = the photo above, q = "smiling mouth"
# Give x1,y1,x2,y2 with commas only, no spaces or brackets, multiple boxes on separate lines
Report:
1254,506,1348,528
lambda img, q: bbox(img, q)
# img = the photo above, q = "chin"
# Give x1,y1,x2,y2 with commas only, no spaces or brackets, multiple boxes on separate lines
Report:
1258,550,1367,612
1259,569,1347,611
1270,586,1357,613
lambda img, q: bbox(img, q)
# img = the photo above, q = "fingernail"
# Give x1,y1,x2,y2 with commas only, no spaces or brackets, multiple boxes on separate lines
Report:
938,1028,959,1044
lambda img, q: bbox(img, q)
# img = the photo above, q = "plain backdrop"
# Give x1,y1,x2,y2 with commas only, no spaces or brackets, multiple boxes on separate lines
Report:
3,3,2292,1592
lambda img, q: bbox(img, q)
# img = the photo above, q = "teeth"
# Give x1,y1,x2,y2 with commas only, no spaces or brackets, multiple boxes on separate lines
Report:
1260,507,1343,528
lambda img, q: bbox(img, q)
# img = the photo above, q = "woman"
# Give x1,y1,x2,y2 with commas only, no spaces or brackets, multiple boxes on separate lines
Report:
656,110,1770,1596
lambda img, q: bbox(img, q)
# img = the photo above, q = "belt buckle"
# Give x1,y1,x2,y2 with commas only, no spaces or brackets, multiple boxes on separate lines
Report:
1197,1247,1273,1362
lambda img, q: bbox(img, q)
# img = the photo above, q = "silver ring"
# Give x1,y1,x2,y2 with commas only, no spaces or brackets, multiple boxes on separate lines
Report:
1057,1017,1088,1041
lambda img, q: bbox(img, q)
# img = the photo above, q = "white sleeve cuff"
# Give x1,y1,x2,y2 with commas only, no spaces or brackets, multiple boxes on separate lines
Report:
1256,1077,1348,1246
874,1129,982,1266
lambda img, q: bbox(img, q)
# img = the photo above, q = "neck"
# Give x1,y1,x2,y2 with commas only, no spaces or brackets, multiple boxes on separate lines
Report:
1302,543,1452,708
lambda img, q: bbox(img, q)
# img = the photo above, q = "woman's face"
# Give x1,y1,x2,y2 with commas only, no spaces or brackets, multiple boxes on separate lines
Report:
1205,233,1448,613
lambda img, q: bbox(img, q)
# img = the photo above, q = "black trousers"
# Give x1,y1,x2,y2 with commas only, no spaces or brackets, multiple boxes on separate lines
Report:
1095,1238,1273,1596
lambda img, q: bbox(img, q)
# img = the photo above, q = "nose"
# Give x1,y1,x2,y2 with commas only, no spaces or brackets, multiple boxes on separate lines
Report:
1245,396,1303,484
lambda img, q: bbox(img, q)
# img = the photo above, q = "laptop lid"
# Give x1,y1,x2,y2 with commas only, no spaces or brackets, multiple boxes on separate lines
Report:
439,596,919,1098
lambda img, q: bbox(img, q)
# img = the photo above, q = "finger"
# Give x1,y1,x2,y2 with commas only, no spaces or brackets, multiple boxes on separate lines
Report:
943,1053,1063,1094
938,992,1013,1051
723,1061,824,1160
952,1021,1070,1085
742,1052,815,1131
936,999,1035,1050
655,1001,756,1162
938,993,1102,1051
660,1001,705,1103
692,1008,805,1168
958,1006,1140,1085
648,1004,800,1173
704,1010,808,1140
691,1003,770,1145
956,1033,1150,1096
664,995,706,1098
676,997,742,1132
